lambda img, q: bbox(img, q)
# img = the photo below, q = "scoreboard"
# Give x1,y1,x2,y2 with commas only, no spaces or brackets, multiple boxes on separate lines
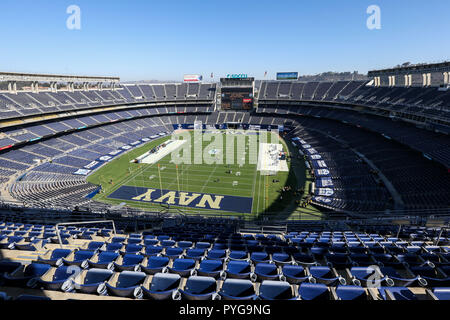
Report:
220,77,254,110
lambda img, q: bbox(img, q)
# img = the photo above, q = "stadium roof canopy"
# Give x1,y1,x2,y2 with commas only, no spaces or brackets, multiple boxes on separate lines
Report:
0,71,120,83
368,61,450,76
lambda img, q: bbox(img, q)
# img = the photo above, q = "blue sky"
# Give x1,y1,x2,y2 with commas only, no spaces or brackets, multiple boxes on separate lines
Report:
0,0,448,81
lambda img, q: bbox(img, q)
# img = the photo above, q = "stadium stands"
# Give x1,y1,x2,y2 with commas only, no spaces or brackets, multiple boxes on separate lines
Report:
0,221,449,300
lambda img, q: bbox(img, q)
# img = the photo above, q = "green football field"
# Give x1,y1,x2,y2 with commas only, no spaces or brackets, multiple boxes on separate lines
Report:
87,130,323,220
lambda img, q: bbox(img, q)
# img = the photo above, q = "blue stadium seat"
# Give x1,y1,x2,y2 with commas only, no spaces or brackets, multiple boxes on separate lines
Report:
347,242,367,254
127,237,143,245
298,283,330,300
142,273,181,300
330,242,347,253
228,250,248,261
432,288,450,300
282,265,311,284
254,263,281,281
409,266,450,287
373,254,402,268
258,280,298,300
2,263,52,287
207,249,227,260
378,287,418,300
111,237,126,243
121,244,143,255
168,259,197,277
142,256,170,275
365,242,385,254
293,253,317,267
272,253,293,266
164,247,184,259
310,247,328,259
161,240,176,247
178,241,193,249
396,253,425,266
325,253,353,268
212,243,227,250
179,276,218,300
185,248,206,260
143,238,158,246
380,267,426,287
11,238,45,251
335,285,368,300
0,261,22,278
349,266,393,287
219,279,257,300
62,250,96,267
86,241,105,251
79,231,95,240
250,252,271,265
85,251,120,269
72,268,114,294
104,243,123,252
0,236,24,249
309,266,345,286
112,254,145,272
197,259,225,279
225,261,254,281
37,249,72,266
195,242,211,250
32,265,78,291
144,245,163,257
101,271,147,298
350,254,375,267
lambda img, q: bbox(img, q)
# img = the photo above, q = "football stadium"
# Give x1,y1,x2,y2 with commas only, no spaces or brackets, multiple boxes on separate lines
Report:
0,1,449,311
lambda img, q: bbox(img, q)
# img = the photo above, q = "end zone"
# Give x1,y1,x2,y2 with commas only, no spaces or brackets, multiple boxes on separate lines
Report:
107,186,253,214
